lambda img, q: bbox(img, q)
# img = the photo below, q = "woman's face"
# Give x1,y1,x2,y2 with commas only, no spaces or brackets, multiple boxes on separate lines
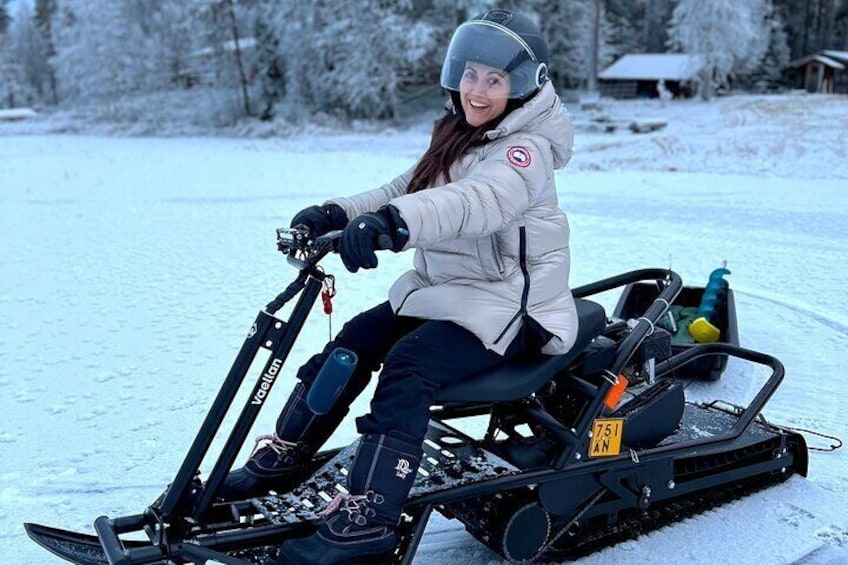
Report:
459,62,511,127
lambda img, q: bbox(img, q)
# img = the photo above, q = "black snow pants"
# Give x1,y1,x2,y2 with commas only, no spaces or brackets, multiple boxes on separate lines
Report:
294,301,546,445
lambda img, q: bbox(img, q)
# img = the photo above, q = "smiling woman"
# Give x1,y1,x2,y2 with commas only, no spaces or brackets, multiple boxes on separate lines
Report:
459,62,511,126
216,10,577,565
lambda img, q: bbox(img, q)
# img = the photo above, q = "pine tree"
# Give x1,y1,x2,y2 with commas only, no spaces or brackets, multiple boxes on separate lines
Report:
34,0,58,104
761,13,792,88
3,2,50,104
728,1,791,90
251,10,283,120
0,0,10,34
773,0,845,58
1,1,42,108
530,0,592,89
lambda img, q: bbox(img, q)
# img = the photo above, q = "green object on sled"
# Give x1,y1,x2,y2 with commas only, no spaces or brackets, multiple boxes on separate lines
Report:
688,267,731,343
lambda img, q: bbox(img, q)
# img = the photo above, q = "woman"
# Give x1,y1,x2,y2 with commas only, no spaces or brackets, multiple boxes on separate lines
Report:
225,10,578,564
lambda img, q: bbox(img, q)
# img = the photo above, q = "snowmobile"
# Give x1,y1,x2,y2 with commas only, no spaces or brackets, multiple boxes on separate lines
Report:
25,227,809,565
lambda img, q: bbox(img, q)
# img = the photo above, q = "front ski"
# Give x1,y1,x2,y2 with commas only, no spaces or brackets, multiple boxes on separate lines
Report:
23,419,519,565
24,522,158,565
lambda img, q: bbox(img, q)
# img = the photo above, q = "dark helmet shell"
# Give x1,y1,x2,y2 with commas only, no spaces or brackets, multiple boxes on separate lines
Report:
440,10,550,100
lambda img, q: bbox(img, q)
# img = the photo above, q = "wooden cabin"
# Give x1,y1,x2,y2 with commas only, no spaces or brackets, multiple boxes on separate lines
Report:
787,50,848,94
598,54,706,99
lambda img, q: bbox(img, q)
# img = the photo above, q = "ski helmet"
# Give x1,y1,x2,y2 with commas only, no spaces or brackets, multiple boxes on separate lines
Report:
440,10,550,100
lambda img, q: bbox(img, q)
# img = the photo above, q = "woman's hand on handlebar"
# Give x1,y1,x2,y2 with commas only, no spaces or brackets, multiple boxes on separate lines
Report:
338,206,409,273
290,203,348,240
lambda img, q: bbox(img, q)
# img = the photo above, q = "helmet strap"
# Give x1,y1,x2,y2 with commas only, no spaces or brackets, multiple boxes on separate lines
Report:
449,91,465,120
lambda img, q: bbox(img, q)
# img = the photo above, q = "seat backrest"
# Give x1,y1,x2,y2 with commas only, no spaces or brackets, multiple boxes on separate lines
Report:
434,299,607,403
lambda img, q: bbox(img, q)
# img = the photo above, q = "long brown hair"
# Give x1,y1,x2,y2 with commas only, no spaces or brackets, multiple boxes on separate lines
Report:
406,97,521,194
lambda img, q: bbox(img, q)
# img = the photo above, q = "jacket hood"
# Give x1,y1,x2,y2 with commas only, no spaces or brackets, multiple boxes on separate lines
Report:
483,82,574,168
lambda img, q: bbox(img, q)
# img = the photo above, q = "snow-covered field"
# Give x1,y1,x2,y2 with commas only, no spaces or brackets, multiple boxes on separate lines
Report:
1,92,847,564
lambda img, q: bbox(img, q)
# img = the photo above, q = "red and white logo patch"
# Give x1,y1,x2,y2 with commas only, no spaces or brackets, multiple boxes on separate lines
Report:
507,146,531,168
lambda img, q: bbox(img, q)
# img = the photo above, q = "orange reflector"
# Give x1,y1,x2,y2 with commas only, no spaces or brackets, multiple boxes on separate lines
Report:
604,374,629,410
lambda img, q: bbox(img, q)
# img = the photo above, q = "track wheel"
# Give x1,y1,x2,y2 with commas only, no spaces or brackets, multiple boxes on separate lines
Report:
502,502,551,563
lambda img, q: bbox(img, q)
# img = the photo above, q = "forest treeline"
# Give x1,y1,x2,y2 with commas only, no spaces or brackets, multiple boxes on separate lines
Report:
1,0,846,122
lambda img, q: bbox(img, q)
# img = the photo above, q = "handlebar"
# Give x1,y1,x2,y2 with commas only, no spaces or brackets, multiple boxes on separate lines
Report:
276,225,395,271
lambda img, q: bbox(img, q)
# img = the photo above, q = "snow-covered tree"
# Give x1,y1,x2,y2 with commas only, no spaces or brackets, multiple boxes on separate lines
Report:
4,2,50,105
1,2,48,108
259,1,443,120
668,0,772,99
307,2,408,118
34,0,58,104
143,1,202,89
51,1,157,104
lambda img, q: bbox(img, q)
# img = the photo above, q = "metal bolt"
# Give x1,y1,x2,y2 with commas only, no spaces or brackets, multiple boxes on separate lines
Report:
575,453,582,460
781,467,787,473
265,340,273,347
567,521,582,536
642,486,652,497
275,322,283,329
667,480,676,490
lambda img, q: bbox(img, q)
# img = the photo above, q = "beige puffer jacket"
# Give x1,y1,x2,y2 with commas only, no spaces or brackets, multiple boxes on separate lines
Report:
330,81,577,356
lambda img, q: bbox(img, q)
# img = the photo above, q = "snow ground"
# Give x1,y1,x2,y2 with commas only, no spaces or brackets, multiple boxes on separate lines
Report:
1,92,847,564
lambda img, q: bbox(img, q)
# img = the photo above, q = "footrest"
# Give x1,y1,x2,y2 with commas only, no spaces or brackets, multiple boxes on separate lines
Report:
253,420,518,525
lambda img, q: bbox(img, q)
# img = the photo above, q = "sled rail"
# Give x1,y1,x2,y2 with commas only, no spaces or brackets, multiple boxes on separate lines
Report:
655,342,784,446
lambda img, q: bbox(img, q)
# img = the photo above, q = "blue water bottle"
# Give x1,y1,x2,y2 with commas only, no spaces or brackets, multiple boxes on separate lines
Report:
306,348,358,415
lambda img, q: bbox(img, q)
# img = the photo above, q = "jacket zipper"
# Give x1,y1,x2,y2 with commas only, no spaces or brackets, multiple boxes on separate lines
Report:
494,226,530,345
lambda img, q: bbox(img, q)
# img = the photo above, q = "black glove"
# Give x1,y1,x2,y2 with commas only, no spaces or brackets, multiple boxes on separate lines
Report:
290,203,348,239
339,206,409,273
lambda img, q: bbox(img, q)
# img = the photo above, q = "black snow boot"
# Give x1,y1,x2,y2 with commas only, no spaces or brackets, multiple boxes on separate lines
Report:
274,432,422,565
219,383,347,500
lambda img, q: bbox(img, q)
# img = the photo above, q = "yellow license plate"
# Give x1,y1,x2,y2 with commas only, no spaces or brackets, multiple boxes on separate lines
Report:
589,418,624,458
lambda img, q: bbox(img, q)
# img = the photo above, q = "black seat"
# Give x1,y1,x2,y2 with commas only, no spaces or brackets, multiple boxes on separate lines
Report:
434,299,607,403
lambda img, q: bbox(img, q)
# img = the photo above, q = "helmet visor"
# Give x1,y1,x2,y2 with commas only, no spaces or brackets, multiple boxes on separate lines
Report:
440,21,542,99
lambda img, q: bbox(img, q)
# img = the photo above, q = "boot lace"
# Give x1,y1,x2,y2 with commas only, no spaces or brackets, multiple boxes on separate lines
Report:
320,491,383,525
251,433,298,460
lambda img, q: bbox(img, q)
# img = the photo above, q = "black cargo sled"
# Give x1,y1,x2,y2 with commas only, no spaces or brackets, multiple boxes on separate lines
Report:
25,228,808,564
612,267,738,381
